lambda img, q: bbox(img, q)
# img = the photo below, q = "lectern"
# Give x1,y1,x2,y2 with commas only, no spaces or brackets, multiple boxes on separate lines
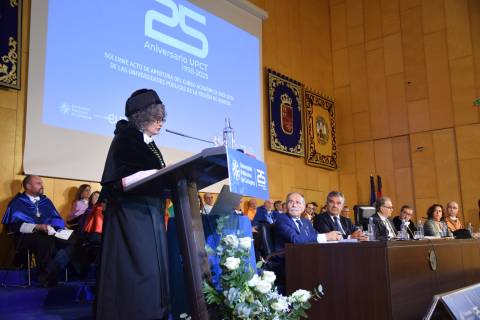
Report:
125,146,229,320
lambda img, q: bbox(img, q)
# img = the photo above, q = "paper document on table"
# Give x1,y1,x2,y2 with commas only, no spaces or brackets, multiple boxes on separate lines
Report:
122,169,159,188
54,229,74,240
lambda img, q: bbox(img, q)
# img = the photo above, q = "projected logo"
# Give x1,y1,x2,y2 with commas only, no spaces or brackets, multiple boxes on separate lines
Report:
145,0,209,58
231,159,241,181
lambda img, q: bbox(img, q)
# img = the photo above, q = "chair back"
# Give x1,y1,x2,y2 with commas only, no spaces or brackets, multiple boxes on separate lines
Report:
354,205,376,229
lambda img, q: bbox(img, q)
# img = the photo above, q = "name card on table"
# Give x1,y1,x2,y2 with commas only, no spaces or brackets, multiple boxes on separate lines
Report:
226,148,269,200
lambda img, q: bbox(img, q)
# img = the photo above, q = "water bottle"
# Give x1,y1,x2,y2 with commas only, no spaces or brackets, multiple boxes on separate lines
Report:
368,216,375,241
417,220,424,239
467,222,473,237
400,220,408,240
222,118,235,148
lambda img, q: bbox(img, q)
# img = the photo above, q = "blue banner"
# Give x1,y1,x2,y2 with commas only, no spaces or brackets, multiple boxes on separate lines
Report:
226,148,269,200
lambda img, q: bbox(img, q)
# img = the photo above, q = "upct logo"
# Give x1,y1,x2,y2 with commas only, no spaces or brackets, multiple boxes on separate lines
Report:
232,160,241,181
145,0,209,58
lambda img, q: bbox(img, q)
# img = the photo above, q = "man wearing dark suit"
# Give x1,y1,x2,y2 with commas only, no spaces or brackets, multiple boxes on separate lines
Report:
252,199,280,227
274,192,340,253
371,196,397,240
392,205,417,239
313,191,366,240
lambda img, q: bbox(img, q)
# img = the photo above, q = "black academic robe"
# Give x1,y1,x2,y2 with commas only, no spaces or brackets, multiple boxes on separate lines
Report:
96,120,170,320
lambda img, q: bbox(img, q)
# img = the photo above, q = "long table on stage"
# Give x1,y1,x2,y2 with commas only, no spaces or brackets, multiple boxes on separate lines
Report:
285,239,480,320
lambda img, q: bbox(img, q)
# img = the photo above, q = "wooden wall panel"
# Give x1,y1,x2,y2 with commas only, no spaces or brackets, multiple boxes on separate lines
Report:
407,99,431,133
422,0,445,34
383,33,404,75
348,45,369,113
352,111,372,142
456,124,480,160
366,48,389,139
337,144,356,173
381,0,401,36
374,139,397,205
347,24,365,47
410,132,438,199
331,3,347,51
444,0,473,60
394,167,415,209
401,7,429,101
346,0,363,26
423,31,454,129
449,56,479,125
458,158,480,229
399,0,421,12
333,48,350,87
392,136,411,169
386,73,409,136
334,86,354,145
364,0,382,41
0,90,18,110
432,129,461,210
0,109,17,215
339,173,359,206
469,0,480,97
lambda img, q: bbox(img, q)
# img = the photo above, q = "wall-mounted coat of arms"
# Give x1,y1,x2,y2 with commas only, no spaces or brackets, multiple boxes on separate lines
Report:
304,89,337,170
267,69,304,157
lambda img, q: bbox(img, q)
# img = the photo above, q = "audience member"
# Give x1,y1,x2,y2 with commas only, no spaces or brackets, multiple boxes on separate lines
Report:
201,193,214,215
243,198,257,221
313,191,366,240
392,205,417,239
445,201,463,232
89,191,100,209
233,199,243,215
281,202,287,213
310,202,319,215
302,202,315,221
68,184,91,229
340,205,350,219
252,199,279,227
370,196,397,240
273,200,283,213
424,204,452,237
1,175,73,287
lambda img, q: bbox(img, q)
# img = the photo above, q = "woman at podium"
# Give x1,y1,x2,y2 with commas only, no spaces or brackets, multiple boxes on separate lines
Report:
96,89,170,320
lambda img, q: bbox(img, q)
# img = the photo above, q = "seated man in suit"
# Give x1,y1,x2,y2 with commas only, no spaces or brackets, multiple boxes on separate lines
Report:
274,192,341,253
392,205,417,238
1,175,74,286
252,199,279,227
273,192,340,293
313,191,366,240
371,196,397,240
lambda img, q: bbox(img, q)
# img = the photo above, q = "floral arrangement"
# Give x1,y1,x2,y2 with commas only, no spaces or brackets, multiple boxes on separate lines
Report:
203,217,323,319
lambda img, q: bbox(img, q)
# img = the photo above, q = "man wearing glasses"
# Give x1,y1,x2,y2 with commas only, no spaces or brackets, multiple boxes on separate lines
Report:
371,196,397,240
393,205,417,238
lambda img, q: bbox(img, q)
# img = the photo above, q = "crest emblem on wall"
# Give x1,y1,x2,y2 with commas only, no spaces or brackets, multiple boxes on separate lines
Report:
304,89,336,170
268,69,304,157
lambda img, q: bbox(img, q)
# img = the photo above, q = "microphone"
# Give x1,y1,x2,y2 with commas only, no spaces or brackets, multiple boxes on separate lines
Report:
165,129,214,145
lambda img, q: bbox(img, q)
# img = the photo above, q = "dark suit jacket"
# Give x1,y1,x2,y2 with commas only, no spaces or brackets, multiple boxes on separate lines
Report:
273,213,318,252
371,213,396,240
392,216,417,239
313,212,356,239
252,206,280,227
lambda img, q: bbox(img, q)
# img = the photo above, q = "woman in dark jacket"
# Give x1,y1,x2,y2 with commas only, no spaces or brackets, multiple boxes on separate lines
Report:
95,89,170,320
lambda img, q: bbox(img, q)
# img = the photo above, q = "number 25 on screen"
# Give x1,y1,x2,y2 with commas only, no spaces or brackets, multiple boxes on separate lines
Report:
145,0,209,59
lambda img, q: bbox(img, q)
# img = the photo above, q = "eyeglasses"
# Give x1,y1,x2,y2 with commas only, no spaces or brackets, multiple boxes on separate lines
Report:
152,118,166,124
382,206,394,210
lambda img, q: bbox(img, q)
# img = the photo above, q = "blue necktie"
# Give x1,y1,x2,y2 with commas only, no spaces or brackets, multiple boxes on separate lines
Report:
334,216,343,234
266,212,273,224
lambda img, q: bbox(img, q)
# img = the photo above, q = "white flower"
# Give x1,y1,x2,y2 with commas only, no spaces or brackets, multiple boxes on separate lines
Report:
261,271,276,284
317,284,324,295
238,237,252,250
271,297,289,312
223,234,239,248
255,280,272,294
247,274,261,287
291,289,312,303
224,257,241,270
